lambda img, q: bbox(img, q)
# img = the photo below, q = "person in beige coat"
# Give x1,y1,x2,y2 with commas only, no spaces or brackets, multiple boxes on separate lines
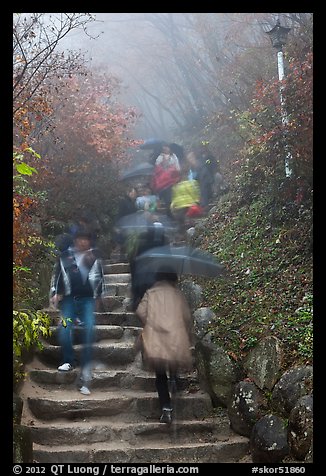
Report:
135,267,193,424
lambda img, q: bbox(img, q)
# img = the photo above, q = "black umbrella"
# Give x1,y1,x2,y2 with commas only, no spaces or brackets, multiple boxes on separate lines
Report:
115,211,177,235
169,143,184,160
134,244,225,278
120,162,154,181
139,138,165,150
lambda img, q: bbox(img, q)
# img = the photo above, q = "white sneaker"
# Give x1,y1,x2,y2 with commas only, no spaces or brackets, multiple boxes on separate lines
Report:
58,363,73,371
79,385,91,395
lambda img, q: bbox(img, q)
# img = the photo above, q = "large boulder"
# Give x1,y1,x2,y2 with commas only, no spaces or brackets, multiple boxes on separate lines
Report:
180,281,203,311
227,380,269,437
250,414,289,463
271,366,313,417
195,330,241,407
288,394,313,460
193,307,215,339
243,336,283,390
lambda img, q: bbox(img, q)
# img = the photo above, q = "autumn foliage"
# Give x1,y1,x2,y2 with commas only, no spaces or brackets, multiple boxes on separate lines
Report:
228,46,312,208
31,71,140,235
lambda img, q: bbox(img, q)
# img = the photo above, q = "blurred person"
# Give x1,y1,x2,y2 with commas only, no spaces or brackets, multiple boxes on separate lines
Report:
170,165,201,236
128,221,169,312
148,143,164,165
117,187,138,218
69,209,100,247
54,210,99,254
135,184,159,212
135,267,193,424
188,145,228,203
49,227,104,395
186,149,214,211
169,143,185,167
198,144,228,197
196,144,220,175
54,232,73,254
113,187,138,261
151,143,181,213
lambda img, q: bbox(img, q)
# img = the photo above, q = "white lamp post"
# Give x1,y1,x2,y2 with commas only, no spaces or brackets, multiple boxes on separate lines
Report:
266,19,293,177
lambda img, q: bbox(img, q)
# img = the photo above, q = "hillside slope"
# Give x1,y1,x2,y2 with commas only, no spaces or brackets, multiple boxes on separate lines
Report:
189,193,313,369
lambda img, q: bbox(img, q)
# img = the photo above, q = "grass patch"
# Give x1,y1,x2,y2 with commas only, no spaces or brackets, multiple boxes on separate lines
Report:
190,194,313,369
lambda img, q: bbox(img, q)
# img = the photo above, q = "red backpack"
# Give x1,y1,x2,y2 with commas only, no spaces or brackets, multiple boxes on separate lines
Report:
151,165,180,192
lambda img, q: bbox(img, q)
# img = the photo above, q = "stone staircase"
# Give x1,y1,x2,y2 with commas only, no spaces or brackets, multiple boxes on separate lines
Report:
18,256,251,463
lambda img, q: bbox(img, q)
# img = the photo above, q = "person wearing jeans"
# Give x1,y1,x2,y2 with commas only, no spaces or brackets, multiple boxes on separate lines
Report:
58,296,95,377
49,226,103,395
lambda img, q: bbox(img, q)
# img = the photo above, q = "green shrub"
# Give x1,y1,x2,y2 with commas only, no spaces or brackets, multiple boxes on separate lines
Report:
13,309,52,387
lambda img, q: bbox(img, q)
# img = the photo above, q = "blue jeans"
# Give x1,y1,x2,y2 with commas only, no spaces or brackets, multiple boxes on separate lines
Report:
58,296,95,370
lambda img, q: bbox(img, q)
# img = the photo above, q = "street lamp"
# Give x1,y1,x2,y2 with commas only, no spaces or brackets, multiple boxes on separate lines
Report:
266,19,293,177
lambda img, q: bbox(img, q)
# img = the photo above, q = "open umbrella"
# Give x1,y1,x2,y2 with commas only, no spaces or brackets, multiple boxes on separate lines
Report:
115,211,177,235
134,244,225,278
169,143,184,160
120,162,154,181
139,138,165,150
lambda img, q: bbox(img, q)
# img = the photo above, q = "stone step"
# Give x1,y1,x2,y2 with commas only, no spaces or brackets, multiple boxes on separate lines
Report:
103,282,131,297
29,369,199,392
41,310,141,329
94,311,142,327
25,416,233,446
32,437,250,463
35,341,137,367
100,295,126,311
104,273,131,284
27,389,213,422
103,262,130,274
45,325,141,345
107,255,129,265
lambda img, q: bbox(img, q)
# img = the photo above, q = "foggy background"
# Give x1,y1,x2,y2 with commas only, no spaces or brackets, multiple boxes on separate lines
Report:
55,13,287,142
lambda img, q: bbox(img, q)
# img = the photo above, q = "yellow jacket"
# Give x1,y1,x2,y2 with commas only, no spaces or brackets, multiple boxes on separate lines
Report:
170,180,200,210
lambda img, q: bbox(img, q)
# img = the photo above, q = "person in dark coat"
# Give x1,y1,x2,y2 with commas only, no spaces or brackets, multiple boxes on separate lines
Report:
128,222,169,312
189,145,228,201
186,150,215,210
117,187,138,218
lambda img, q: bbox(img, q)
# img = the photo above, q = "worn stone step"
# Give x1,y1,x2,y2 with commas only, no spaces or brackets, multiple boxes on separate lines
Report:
107,256,129,265
103,262,130,274
35,341,137,367
100,295,126,311
103,282,131,297
28,368,199,392
24,416,233,446
32,437,250,463
45,325,141,345
27,390,213,422
104,273,131,285
44,311,142,328
41,306,138,328
94,311,142,327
